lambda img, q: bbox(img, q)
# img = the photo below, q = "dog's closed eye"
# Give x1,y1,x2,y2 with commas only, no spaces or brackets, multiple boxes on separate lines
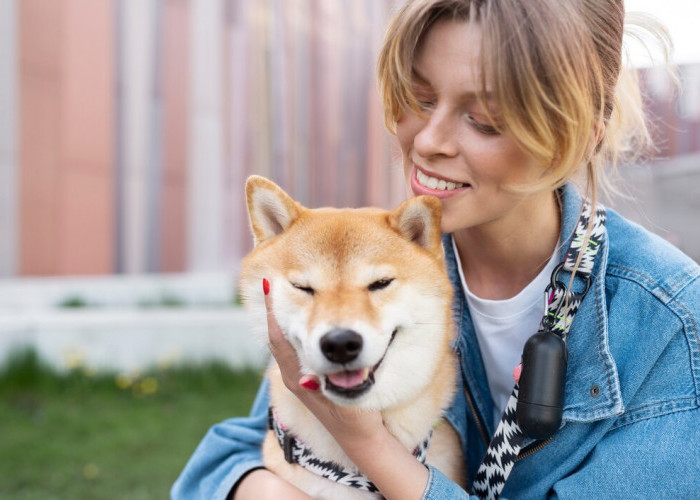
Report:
368,278,394,291
291,282,315,295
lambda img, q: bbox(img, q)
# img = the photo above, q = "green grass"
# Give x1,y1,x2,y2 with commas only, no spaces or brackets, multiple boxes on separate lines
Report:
0,348,263,500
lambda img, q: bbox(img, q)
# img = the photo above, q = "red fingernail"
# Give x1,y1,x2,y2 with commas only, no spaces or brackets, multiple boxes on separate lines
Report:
513,363,522,383
262,278,270,295
300,379,320,391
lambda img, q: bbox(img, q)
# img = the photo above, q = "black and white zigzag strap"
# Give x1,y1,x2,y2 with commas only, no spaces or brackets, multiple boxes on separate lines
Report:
471,200,607,500
268,407,432,494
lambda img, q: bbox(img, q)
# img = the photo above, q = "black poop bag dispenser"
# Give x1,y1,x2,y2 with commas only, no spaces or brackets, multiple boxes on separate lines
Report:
516,329,567,440
515,261,592,440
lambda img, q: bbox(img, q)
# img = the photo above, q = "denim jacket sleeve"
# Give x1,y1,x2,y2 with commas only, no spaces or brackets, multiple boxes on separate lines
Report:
170,378,270,500
423,465,485,500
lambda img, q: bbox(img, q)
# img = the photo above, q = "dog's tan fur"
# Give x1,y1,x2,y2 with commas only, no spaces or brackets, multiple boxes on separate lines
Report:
240,176,464,499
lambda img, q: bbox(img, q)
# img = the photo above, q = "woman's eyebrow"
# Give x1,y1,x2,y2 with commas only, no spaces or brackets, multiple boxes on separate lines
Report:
411,68,493,102
411,68,431,87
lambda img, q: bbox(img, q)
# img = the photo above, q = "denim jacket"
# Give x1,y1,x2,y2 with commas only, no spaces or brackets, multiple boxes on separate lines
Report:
172,184,700,499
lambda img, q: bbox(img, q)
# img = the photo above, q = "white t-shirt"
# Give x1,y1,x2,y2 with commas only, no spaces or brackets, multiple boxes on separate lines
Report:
452,236,559,427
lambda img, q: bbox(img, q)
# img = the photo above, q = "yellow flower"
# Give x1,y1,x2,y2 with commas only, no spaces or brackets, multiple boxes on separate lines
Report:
139,377,159,395
115,373,133,389
64,351,86,371
83,463,99,480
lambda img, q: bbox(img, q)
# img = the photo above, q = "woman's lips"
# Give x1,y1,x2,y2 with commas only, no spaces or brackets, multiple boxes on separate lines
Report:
410,166,470,199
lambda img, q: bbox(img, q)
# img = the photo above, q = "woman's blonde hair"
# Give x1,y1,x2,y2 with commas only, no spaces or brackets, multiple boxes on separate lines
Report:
377,0,674,205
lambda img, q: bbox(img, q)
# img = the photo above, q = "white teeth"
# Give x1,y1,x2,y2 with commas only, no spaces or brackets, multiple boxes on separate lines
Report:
416,169,465,191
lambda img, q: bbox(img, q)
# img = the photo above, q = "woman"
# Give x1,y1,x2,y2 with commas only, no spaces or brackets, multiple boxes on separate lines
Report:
173,1,700,498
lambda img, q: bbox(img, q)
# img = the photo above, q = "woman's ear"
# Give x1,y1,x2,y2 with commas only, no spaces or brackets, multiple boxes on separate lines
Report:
592,120,606,152
245,176,303,245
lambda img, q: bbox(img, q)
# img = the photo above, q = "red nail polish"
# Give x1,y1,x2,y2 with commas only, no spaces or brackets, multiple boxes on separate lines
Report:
300,379,320,391
262,278,270,295
513,363,522,383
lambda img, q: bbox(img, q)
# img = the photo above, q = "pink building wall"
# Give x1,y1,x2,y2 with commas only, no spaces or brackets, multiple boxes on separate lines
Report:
19,0,115,276
160,0,189,273
10,1,698,278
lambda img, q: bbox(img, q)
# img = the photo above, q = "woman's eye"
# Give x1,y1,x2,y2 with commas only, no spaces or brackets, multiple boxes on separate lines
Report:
465,114,500,135
368,278,394,292
417,99,435,110
291,283,314,295
412,85,435,111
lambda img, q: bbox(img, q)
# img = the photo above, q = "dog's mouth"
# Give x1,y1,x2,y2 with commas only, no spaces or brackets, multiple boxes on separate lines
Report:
324,329,397,399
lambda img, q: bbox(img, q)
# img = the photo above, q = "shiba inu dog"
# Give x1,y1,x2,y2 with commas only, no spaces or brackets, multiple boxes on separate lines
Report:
239,175,464,499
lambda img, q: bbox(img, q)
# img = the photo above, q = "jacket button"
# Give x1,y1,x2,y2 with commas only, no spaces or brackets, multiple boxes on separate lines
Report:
590,385,601,397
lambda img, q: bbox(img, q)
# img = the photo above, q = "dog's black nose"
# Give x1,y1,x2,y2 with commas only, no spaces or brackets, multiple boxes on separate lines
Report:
320,329,363,364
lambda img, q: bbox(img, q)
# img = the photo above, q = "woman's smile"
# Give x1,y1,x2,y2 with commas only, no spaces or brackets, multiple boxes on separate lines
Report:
410,165,470,199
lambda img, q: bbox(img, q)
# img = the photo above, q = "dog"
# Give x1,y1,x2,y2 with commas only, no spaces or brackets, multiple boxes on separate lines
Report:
239,175,464,499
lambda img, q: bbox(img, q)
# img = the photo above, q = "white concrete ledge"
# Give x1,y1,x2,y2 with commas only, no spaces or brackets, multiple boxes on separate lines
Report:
0,272,239,311
0,307,268,373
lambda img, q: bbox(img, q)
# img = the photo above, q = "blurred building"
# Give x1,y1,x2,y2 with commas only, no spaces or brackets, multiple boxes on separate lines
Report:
0,0,404,278
0,0,698,280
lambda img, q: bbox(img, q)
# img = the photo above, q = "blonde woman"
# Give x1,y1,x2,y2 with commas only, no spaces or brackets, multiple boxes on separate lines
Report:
173,1,700,498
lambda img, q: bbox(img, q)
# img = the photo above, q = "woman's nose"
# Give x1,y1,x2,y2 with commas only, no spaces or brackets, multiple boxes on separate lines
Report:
413,109,458,159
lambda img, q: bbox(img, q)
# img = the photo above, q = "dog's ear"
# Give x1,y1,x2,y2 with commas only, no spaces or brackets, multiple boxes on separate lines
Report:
245,175,302,245
389,195,443,259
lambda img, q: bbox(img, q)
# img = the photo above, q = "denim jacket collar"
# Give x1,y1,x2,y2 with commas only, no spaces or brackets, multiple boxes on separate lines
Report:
557,183,624,422
444,183,624,433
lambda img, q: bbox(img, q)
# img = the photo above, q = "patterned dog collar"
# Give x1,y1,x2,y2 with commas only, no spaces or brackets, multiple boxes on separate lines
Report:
268,407,432,494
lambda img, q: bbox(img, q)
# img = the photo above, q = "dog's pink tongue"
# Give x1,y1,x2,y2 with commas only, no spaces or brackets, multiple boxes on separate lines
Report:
327,369,366,388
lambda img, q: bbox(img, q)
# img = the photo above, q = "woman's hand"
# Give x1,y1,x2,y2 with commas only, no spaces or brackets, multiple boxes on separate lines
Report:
262,278,385,448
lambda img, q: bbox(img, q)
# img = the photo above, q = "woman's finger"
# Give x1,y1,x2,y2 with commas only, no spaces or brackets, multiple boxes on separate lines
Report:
262,278,315,392
263,279,293,358
263,279,282,344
